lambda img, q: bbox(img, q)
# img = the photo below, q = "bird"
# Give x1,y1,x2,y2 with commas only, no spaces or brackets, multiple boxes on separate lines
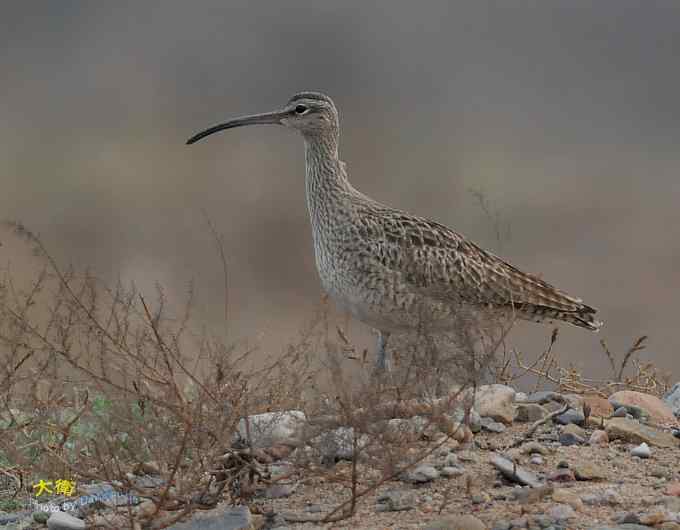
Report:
187,91,602,371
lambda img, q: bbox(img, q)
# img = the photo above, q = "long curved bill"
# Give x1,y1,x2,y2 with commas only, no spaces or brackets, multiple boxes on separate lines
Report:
186,110,288,145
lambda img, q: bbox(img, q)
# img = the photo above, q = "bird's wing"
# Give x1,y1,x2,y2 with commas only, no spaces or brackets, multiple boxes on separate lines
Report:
352,200,600,328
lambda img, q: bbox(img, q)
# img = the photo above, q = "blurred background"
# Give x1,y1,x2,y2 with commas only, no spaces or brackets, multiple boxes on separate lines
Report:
1,2,678,381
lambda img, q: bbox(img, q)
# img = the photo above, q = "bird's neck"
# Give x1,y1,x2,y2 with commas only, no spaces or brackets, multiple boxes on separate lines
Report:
303,134,354,232
304,134,352,195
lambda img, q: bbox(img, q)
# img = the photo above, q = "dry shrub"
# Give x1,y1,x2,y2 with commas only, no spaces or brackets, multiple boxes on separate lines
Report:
0,222,512,526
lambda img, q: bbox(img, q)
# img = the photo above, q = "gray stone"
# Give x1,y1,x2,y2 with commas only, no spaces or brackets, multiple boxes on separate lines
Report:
559,431,585,446
263,483,297,498
167,505,252,530
237,410,305,448
423,515,486,530
441,466,465,478
630,442,651,458
47,512,86,530
313,426,370,461
492,520,511,530
530,455,544,465
509,516,529,528
403,464,440,483
375,489,415,512
588,526,656,530
664,383,680,418
548,504,576,522
473,384,517,424
481,416,507,433
516,404,549,423
523,391,562,405
610,400,649,421
490,454,543,488
612,406,628,417
555,408,585,426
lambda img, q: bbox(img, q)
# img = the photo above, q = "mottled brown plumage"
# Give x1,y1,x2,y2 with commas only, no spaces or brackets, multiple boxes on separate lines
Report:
188,91,602,368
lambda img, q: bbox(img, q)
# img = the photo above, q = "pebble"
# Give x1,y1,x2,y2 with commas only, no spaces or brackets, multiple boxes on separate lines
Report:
491,520,511,530
555,408,585,426
515,404,548,423
548,503,576,521
481,416,507,433
403,464,440,483
491,454,543,488
631,442,651,458
441,466,465,478
590,429,609,446
665,382,680,418
530,455,544,465
559,431,586,446
612,406,628,417
572,462,607,481
47,512,86,530
237,410,305,448
375,489,415,512
521,442,550,456
422,514,486,530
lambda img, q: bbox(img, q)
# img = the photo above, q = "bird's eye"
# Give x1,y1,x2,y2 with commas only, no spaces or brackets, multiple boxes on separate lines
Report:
294,104,308,114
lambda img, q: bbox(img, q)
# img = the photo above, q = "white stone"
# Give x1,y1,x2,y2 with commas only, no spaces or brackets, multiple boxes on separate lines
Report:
237,410,305,448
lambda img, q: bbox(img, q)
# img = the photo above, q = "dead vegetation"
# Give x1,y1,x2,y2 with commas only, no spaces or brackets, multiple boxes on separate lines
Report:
0,218,665,528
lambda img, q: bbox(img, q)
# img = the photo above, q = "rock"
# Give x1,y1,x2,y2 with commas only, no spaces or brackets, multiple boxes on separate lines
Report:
640,512,669,525
33,511,50,524
548,503,576,521
630,442,651,458
590,429,609,446
605,417,680,448
666,482,680,497
263,483,297,498
314,426,370,461
673,428,680,439
523,391,562,404
480,416,506,433
573,462,607,481
166,505,252,530
560,424,587,446
237,410,305,448
491,521,511,530
530,455,544,465
515,404,548,423
375,489,415,512
471,493,489,505
560,431,585,446
512,484,553,504
552,489,584,511
508,517,528,528
610,390,677,424
403,464,440,483
664,383,680,418
47,512,86,530
603,488,624,505
520,442,550,455
583,394,614,418
612,406,628,417
423,514,487,530
441,466,465,478
490,454,542,488
473,384,516,424
555,408,585,426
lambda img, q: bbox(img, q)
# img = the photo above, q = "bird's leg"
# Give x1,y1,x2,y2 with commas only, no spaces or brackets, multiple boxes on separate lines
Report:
374,331,392,372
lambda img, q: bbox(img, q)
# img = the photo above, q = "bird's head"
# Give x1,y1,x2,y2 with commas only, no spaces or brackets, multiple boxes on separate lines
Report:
186,91,338,145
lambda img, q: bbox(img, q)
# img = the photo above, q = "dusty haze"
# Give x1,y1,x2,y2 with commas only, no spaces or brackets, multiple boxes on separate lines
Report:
1,2,679,382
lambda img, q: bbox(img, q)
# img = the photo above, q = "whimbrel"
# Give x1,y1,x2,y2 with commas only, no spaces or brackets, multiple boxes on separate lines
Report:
187,92,602,370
